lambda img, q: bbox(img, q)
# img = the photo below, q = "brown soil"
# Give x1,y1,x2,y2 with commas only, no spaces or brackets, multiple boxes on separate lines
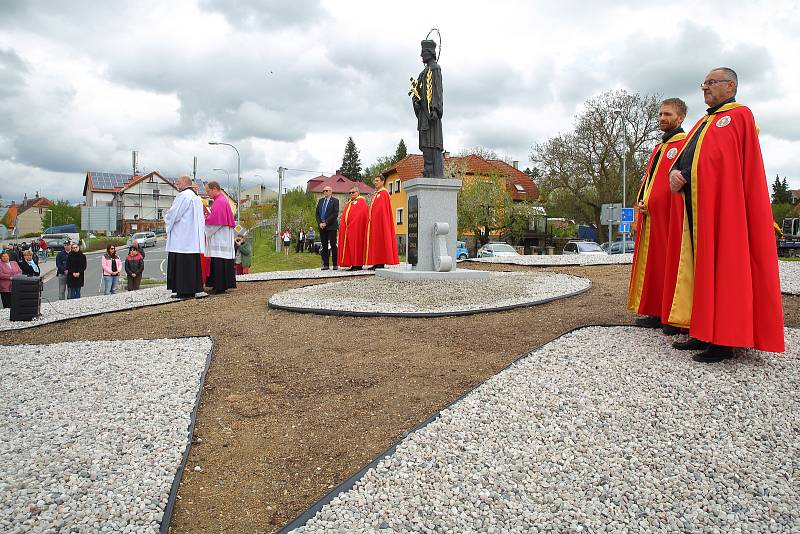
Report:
2,264,798,533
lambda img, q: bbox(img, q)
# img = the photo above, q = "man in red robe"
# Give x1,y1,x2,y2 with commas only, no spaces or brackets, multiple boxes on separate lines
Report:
365,175,399,269
627,98,688,331
667,67,784,362
337,186,369,271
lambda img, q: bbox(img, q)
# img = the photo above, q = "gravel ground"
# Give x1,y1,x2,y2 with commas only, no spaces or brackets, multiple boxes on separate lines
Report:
269,272,591,315
468,253,633,267
237,268,374,282
1,337,211,533
780,261,800,295
295,326,800,533
0,286,176,332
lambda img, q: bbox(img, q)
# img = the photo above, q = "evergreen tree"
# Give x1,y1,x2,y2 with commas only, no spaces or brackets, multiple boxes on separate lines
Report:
393,139,407,162
772,174,792,204
340,137,362,181
782,177,793,203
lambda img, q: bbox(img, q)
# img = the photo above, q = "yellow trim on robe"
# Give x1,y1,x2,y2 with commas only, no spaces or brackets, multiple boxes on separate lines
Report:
364,188,386,263
667,103,741,326
627,132,687,313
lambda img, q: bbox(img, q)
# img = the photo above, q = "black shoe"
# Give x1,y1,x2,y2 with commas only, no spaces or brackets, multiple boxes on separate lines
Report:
348,266,362,271
635,316,662,328
321,266,330,271
170,293,180,299
692,344,735,363
332,266,338,270
672,337,709,351
662,324,681,336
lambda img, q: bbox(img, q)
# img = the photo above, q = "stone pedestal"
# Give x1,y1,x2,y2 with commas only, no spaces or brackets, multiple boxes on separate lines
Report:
376,177,489,282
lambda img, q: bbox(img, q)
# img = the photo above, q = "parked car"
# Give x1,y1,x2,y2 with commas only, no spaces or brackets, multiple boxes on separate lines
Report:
127,231,157,248
152,227,166,236
606,240,636,254
477,242,520,258
456,240,468,260
563,240,605,255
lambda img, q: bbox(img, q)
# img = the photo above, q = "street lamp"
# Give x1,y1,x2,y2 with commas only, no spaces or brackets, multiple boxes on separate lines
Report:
212,168,230,191
45,209,53,229
612,109,627,253
208,141,241,225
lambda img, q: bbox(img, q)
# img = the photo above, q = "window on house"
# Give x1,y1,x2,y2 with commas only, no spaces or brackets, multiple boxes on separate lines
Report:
152,189,160,200
395,180,400,192
388,182,393,194
157,209,163,219
396,208,404,225
254,195,259,201
514,184,525,192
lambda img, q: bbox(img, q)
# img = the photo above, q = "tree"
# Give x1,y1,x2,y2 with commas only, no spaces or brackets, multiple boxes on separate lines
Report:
456,173,512,247
340,137,362,181
530,89,661,231
456,145,513,164
280,188,317,233
772,174,793,204
41,200,80,230
393,139,407,162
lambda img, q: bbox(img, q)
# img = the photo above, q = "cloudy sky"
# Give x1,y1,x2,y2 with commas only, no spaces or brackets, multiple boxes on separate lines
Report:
0,0,798,203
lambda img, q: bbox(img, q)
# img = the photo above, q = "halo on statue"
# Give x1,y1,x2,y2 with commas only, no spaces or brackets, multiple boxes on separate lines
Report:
425,28,442,60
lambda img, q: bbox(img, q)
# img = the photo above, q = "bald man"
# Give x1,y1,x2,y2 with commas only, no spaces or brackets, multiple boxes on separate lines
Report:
165,175,206,298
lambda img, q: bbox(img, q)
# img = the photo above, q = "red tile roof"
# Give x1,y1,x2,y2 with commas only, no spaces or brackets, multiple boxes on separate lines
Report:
306,173,375,194
382,154,539,201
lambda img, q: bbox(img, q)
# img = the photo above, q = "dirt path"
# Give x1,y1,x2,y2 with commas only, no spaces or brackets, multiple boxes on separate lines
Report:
3,264,797,533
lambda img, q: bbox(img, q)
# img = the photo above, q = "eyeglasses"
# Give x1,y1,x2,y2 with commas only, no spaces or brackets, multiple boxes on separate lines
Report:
700,79,732,88
349,191,358,194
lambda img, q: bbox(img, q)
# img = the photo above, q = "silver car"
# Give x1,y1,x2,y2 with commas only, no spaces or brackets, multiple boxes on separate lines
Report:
477,243,520,258
127,231,157,248
563,240,605,255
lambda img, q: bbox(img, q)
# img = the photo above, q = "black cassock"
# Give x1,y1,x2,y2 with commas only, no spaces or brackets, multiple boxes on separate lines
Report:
413,60,444,177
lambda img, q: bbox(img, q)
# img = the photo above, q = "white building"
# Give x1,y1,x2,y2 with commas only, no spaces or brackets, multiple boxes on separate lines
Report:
83,171,208,234
241,184,277,208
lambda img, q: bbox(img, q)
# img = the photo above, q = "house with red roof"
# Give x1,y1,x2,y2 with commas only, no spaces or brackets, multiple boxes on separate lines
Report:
306,171,374,206
379,154,544,253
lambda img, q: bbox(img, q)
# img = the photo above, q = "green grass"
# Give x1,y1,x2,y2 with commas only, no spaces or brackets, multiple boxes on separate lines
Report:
780,257,800,262
250,236,321,272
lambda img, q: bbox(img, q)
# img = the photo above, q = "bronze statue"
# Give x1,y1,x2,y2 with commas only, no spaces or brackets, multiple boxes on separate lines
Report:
411,38,443,177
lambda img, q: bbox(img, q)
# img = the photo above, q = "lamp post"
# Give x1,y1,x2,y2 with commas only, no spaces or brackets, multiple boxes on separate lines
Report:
208,141,241,225
612,109,627,253
212,168,230,191
45,209,53,229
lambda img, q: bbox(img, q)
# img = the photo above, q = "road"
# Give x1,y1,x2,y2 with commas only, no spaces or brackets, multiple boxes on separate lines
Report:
42,241,168,302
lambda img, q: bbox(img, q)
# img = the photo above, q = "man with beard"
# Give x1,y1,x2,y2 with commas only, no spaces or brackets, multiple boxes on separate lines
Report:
627,98,688,332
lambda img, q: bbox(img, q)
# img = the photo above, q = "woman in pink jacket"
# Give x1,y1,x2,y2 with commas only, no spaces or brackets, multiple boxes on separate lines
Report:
100,244,122,295
0,250,23,308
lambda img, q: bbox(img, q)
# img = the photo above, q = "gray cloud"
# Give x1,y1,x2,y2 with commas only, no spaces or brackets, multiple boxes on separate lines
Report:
198,0,327,29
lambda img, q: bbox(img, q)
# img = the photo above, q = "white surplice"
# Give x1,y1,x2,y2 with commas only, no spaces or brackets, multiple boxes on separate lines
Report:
205,225,235,259
165,188,206,254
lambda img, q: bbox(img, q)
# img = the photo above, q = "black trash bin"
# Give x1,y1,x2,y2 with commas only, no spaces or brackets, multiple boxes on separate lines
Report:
10,275,42,321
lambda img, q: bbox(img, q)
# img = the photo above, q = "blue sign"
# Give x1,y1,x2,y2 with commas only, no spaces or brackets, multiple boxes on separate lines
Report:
619,223,630,234
621,207,635,223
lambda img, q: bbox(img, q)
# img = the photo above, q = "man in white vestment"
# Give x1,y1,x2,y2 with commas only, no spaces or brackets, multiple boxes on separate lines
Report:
165,175,206,298
204,181,237,294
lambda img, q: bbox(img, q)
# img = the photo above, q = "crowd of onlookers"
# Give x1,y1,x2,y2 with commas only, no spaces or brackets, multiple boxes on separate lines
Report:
279,227,317,256
0,240,149,308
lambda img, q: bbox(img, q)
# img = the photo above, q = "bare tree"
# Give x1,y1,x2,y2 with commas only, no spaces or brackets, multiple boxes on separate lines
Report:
531,90,661,232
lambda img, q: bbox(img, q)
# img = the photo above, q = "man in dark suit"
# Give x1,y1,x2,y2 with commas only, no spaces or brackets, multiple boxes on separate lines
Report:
315,186,339,270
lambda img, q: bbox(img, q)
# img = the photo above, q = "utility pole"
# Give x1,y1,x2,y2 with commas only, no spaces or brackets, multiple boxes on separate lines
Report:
276,166,284,252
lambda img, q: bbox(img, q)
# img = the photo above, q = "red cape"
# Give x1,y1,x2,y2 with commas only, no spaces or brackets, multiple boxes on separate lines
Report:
365,189,399,265
628,132,687,316
337,196,369,267
667,103,784,351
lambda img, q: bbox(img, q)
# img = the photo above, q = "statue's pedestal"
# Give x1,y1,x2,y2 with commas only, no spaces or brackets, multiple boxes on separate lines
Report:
376,176,490,282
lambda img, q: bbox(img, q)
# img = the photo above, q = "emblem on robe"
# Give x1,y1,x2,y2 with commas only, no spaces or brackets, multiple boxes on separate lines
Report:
716,116,732,128
666,147,678,160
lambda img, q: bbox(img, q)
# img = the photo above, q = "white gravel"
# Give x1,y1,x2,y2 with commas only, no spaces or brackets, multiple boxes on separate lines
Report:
0,286,175,332
237,267,374,282
468,253,633,267
269,272,591,315
0,337,211,534
294,326,800,533
779,260,800,295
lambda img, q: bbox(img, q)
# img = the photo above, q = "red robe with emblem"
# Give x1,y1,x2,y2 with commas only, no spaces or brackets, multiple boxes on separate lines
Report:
667,103,784,351
627,132,687,317
337,196,368,267
365,188,399,266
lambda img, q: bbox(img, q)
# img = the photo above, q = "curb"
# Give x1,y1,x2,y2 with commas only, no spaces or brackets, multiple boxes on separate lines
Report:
277,323,636,533
267,280,592,318
160,336,214,534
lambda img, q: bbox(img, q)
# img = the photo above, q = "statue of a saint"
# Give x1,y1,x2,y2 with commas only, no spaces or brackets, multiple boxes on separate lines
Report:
411,39,444,177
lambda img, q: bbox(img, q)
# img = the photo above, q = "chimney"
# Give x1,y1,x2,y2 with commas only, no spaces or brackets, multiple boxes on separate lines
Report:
512,160,519,170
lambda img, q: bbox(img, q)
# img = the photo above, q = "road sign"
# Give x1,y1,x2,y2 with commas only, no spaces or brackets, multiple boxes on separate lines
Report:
600,203,622,225
619,223,630,233
621,207,635,223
